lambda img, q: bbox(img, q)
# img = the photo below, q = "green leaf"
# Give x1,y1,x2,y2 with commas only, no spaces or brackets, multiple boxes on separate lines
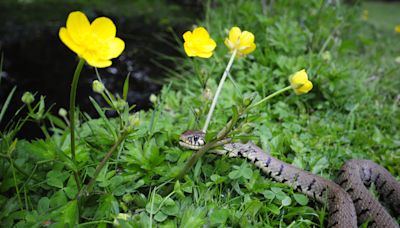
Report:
145,194,163,214
180,206,206,228
0,86,16,123
263,190,276,200
60,200,78,227
265,204,280,215
293,193,309,206
210,208,229,225
241,167,253,179
161,198,179,216
281,196,292,206
47,114,67,129
49,190,67,208
46,170,68,188
37,197,50,214
64,176,78,199
94,194,119,219
154,211,168,222
228,170,241,179
123,75,130,101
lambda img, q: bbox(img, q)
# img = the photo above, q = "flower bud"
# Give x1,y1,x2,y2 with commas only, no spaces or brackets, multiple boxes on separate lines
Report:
128,114,140,128
58,108,68,117
321,51,331,62
149,94,157,104
243,93,256,107
21,92,34,105
114,99,126,111
92,80,105,94
202,88,213,101
241,123,254,133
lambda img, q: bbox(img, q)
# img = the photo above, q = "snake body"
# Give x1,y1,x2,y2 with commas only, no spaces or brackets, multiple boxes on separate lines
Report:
179,132,400,227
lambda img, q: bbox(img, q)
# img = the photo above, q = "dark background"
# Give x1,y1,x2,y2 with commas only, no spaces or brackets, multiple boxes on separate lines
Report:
0,0,202,139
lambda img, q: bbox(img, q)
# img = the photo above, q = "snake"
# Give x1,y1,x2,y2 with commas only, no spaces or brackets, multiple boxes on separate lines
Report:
179,130,400,227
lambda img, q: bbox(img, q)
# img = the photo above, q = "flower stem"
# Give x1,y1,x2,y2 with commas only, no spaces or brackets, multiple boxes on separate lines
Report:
202,49,237,133
247,86,292,111
76,130,128,199
69,58,85,190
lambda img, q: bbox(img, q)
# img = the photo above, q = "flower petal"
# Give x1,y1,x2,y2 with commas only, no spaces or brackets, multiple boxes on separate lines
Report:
296,81,313,94
228,27,241,44
240,43,256,55
239,31,255,47
104,37,125,59
86,57,112,68
184,42,195,56
196,51,213,58
193,27,210,39
59,27,83,56
91,17,116,40
66,11,90,44
183,31,193,41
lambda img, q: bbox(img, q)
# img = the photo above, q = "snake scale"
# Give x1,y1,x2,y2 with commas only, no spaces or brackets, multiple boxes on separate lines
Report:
180,131,400,227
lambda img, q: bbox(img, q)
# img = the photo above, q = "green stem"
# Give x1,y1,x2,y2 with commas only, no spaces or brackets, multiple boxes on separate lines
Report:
69,58,85,190
9,155,23,210
202,49,237,133
247,86,292,110
76,130,128,199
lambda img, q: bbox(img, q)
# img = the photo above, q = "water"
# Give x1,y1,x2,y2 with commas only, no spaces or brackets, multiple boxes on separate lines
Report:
0,0,201,139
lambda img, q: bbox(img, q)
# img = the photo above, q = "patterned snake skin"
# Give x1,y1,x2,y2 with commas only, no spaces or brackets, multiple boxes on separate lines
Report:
219,142,400,227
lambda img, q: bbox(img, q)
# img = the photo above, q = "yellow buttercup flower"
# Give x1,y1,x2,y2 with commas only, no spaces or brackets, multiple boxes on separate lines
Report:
59,11,125,68
395,25,400,33
289,69,313,95
183,27,216,58
224,27,256,56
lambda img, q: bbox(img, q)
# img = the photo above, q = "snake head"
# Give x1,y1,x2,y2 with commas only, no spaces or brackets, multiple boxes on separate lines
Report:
179,130,206,150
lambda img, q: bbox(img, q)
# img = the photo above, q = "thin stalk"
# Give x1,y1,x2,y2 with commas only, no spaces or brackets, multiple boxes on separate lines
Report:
69,58,85,190
10,156,23,210
76,130,128,199
202,49,237,133
247,86,292,110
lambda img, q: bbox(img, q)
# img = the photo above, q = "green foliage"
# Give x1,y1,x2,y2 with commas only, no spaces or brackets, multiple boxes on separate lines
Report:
1,0,400,227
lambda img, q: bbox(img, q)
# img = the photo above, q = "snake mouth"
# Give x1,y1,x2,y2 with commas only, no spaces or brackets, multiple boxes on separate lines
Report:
179,140,203,150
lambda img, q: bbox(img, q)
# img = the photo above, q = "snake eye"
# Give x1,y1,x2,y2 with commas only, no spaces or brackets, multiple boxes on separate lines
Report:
193,136,198,142
198,139,205,145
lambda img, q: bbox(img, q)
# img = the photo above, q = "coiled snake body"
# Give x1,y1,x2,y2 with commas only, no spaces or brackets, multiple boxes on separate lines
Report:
180,131,400,227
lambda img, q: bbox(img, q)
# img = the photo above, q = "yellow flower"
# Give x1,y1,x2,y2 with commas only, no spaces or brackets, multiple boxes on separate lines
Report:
289,69,313,95
224,27,256,56
395,25,400,33
183,27,216,58
59,11,125,68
